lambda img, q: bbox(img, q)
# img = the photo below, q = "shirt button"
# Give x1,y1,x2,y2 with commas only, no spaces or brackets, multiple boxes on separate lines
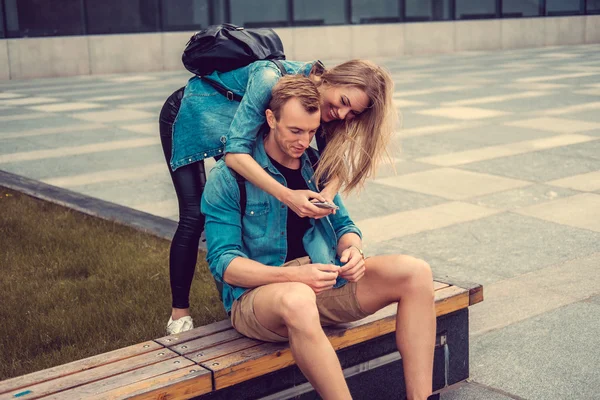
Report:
188,158,192,162
204,153,208,157
281,205,285,209
219,149,222,153
308,180,311,183
250,211,254,215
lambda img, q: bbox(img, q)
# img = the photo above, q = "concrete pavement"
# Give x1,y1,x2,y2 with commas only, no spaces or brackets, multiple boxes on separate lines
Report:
1,44,600,399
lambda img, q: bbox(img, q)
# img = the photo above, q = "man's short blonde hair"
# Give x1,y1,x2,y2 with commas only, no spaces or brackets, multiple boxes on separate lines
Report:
269,75,320,120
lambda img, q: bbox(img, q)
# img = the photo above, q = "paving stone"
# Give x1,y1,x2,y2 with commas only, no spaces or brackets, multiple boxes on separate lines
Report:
416,106,510,121
398,124,556,159
374,159,436,178
357,201,500,248
69,108,156,123
0,106,31,117
0,114,95,133
343,181,447,221
547,170,600,192
372,212,600,280
0,144,164,180
561,108,600,123
543,137,600,160
20,128,150,149
460,141,600,182
400,111,464,130
515,193,600,232
468,183,579,210
73,175,175,210
471,301,600,400
376,168,530,200
505,116,600,134
441,382,517,400
0,137,53,155
417,134,595,167
401,85,514,105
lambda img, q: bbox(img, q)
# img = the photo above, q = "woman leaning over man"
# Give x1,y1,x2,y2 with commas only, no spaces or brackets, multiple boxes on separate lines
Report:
158,58,396,334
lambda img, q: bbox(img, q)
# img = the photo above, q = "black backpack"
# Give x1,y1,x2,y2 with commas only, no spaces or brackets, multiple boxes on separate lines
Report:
182,23,286,101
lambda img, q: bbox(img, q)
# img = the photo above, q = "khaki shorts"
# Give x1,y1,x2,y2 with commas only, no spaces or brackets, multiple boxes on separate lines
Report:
230,256,372,342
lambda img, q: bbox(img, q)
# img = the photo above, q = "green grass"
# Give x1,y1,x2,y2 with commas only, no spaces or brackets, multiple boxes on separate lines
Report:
0,186,227,380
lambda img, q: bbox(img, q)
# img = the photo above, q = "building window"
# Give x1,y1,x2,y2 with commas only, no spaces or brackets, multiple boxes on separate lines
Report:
588,0,600,13
351,0,400,24
456,0,497,19
0,1,5,38
4,0,84,38
502,0,540,17
293,0,346,26
230,0,289,28
546,0,582,15
161,0,211,32
85,0,160,35
405,0,452,21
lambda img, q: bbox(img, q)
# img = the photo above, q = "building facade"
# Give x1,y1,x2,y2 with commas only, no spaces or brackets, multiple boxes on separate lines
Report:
1,0,600,79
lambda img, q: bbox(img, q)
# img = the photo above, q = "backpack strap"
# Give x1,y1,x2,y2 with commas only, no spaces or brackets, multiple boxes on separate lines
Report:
202,59,286,102
271,59,287,77
230,170,247,216
201,77,244,102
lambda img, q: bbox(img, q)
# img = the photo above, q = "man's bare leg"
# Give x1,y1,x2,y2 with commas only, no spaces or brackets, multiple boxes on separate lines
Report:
355,255,436,400
252,282,352,400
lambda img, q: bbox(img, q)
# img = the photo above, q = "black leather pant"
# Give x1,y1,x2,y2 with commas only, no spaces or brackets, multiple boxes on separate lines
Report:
159,87,212,309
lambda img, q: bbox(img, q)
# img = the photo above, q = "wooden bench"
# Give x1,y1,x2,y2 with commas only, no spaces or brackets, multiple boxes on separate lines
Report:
0,279,482,400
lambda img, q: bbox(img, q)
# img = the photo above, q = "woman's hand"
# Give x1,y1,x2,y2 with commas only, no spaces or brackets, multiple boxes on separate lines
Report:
282,189,333,219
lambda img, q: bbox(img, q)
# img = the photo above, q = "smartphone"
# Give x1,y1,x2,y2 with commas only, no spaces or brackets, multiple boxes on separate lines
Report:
312,201,339,210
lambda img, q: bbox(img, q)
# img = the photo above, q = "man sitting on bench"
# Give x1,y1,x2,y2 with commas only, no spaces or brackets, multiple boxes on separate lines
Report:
201,75,436,400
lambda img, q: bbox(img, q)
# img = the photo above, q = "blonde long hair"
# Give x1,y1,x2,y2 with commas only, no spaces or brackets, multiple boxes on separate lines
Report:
313,60,397,194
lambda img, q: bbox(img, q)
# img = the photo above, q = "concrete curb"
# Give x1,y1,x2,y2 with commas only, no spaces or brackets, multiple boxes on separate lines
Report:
0,169,206,250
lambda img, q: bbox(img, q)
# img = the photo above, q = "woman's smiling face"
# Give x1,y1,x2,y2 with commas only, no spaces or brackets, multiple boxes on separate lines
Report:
319,84,370,123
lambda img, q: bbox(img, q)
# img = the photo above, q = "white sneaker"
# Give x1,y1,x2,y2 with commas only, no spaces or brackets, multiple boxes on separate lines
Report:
166,316,194,335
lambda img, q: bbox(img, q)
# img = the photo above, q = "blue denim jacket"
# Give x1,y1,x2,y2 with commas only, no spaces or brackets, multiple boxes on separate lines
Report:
201,139,362,312
170,60,317,170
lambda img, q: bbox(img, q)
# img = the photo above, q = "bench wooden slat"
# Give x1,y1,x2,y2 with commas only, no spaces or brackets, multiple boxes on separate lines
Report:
125,368,215,400
169,329,243,356
434,286,470,317
433,276,483,306
188,337,263,364
0,341,162,396
0,349,178,400
434,281,449,291
85,367,205,400
43,357,200,400
203,342,293,390
204,284,470,390
154,319,233,347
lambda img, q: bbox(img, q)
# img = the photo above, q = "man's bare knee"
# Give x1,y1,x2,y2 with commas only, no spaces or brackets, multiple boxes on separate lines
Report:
393,256,434,299
279,283,319,329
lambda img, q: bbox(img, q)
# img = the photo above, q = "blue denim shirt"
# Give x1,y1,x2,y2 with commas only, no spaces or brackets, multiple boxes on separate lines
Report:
170,60,317,170
201,139,362,313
